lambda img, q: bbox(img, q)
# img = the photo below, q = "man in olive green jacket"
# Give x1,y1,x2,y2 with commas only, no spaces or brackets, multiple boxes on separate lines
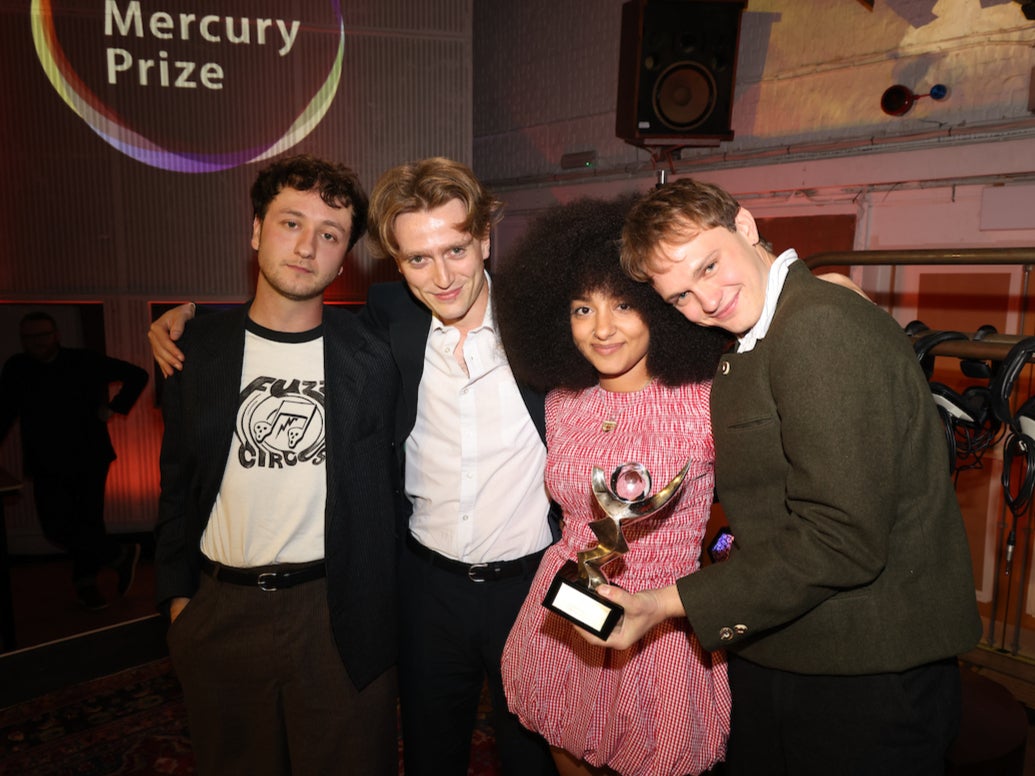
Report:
587,178,981,775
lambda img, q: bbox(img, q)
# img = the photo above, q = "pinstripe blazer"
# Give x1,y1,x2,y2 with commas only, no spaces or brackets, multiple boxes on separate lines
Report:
155,303,400,689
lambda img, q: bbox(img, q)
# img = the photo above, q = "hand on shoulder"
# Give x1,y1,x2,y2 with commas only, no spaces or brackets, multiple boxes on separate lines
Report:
816,272,871,302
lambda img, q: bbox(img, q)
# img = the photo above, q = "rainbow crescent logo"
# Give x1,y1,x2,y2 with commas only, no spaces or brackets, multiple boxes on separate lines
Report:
30,0,345,173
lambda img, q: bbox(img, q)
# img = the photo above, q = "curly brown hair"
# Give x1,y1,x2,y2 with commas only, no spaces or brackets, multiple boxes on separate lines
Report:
249,154,368,251
493,196,730,393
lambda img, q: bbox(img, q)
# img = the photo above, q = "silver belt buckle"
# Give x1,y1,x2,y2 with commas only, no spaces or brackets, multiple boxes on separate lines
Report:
257,572,279,591
467,563,488,582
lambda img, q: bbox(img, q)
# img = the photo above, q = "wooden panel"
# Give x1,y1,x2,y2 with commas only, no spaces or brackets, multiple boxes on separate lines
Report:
756,214,856,277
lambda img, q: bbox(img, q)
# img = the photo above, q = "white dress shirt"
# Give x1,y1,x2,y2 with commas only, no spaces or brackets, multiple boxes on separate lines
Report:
405,286,552,563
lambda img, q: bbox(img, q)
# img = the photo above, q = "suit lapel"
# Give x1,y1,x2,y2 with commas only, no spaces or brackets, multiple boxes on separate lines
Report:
322,308,368,531
384,282,547,444
192,306,249,512
388,288,431,443
518,382,547,443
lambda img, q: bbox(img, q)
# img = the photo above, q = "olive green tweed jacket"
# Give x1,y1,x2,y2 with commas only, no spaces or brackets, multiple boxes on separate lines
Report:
678,261,981,674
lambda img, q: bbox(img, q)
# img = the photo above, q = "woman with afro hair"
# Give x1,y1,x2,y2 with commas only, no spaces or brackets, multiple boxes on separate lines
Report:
495,196,732,776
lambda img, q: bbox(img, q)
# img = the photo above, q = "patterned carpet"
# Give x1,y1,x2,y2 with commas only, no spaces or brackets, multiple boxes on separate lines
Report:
0,659,193,775
0,657,502,775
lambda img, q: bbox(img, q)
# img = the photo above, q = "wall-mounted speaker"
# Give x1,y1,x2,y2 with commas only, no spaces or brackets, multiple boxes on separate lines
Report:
615,0,746,147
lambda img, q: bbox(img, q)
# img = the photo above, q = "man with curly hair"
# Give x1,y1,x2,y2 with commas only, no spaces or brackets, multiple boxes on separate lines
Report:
154,155,400,775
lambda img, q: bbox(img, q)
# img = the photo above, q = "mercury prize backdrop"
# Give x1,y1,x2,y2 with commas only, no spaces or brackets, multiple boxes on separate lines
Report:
0,0,472,549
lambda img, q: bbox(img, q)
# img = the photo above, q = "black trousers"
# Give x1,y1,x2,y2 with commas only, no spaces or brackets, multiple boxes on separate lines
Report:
32,461,120,584
398,543,557,776
725,654,962,776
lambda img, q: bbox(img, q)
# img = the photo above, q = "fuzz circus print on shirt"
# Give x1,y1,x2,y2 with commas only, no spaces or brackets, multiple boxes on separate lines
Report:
236,374,326,469
200,322,328,567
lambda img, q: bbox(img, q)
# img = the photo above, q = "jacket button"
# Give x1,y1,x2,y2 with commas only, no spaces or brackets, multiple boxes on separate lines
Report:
734,624,748,635
719,626,734,641
720,361,731,375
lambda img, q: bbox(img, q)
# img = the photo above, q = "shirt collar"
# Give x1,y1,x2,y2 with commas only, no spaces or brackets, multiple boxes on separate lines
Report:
737,248,798,354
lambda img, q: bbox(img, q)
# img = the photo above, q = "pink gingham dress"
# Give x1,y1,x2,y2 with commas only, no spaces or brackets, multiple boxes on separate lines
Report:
502,379,730,776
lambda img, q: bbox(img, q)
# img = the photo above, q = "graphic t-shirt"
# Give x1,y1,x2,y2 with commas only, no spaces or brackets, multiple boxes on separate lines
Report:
200,319,327,567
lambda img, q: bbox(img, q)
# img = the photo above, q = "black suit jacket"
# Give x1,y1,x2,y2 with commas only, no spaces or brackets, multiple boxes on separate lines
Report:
155,304,400,689
362,282,557,538
364,281,546,446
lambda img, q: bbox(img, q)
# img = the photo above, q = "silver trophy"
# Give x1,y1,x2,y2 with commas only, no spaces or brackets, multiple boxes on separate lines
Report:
543,460,695,638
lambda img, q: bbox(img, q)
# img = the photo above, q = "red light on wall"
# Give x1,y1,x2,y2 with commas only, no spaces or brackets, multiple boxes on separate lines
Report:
880,84,949,117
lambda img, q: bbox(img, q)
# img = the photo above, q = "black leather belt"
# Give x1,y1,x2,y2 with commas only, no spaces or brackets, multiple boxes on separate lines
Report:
406,534,545,582
200,557,326,592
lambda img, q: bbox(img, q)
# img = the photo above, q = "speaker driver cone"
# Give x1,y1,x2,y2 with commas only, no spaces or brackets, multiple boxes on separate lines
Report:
652,61,717,131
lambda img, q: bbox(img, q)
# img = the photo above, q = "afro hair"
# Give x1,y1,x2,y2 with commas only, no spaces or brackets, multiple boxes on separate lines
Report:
493,195,730,393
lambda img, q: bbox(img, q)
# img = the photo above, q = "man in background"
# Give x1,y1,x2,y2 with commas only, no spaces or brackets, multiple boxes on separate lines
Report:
0,312,147,610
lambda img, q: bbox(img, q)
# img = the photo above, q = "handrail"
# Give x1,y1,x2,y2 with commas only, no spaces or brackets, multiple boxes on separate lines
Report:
912,334,1029,362
806,247,1035,268
804,247,1035,363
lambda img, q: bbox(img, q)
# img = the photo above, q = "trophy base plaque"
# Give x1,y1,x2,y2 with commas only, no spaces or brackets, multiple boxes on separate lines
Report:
543,560,624,639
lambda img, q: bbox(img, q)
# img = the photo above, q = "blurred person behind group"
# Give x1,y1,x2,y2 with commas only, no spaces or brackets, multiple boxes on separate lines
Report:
0,312,147,610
